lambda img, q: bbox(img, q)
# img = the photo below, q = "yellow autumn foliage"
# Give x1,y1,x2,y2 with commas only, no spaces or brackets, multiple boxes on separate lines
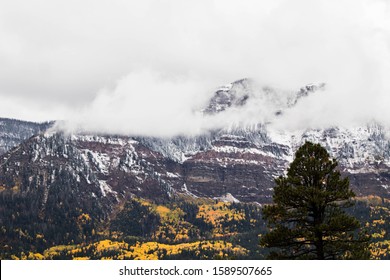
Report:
370,240,390,259
78,213,91,222
118,240,248,260
38,239,248,260
22,252,45,260
197,202,245,235
372,219,385,226
43,245,77,259
155,205,170,218
36,233,44,239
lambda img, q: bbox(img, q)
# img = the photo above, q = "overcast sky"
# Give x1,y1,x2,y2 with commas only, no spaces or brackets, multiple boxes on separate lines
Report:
1,0,389,136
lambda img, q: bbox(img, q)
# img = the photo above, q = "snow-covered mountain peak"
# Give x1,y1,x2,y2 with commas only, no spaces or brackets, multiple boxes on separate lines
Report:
202,78,251,114
202,79,325,123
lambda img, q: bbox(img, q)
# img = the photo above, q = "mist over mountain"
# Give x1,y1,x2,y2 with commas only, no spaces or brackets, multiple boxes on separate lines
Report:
1,0,390,260
1,0,390,133
1,79,389,205
1,78,390,260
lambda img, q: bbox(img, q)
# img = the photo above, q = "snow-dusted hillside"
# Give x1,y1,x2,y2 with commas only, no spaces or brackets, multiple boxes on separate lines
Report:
139,79,390,173
0,118,53,155
0,79,389,218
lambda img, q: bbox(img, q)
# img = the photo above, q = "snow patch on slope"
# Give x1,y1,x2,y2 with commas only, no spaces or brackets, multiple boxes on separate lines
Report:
99,180,117,198
214,193,240,203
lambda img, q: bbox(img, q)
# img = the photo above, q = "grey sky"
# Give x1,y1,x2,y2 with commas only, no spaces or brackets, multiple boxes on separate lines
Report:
0,0,389,136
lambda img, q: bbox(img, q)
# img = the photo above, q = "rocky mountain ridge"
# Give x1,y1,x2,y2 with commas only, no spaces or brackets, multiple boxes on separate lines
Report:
1,80,389,222
1,79,389,260
0,118,53,155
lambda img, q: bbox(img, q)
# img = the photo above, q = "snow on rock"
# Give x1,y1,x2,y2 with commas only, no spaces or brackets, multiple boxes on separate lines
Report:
213,193,240,203
166,172,179,178
98,180,117,197
212,145,268,156
181,183,198,198
71,134,138,146
85,150,110,175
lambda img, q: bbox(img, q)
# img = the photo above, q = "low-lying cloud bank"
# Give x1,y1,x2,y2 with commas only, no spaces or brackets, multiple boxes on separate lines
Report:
1,0,389,136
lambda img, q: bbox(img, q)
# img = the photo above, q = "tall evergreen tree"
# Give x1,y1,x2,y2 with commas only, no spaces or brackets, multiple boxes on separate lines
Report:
260,141,370,259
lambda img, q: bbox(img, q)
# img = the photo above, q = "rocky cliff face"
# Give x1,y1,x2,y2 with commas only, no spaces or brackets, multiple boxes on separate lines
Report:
0,80,389,222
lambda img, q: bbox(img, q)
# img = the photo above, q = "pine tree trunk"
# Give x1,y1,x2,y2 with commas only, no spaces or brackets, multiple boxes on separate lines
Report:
314,208,325,259
315,232,325,259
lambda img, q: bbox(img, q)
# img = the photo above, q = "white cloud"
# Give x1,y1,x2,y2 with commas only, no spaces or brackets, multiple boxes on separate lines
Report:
0,0,389,134
65,70,212,137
